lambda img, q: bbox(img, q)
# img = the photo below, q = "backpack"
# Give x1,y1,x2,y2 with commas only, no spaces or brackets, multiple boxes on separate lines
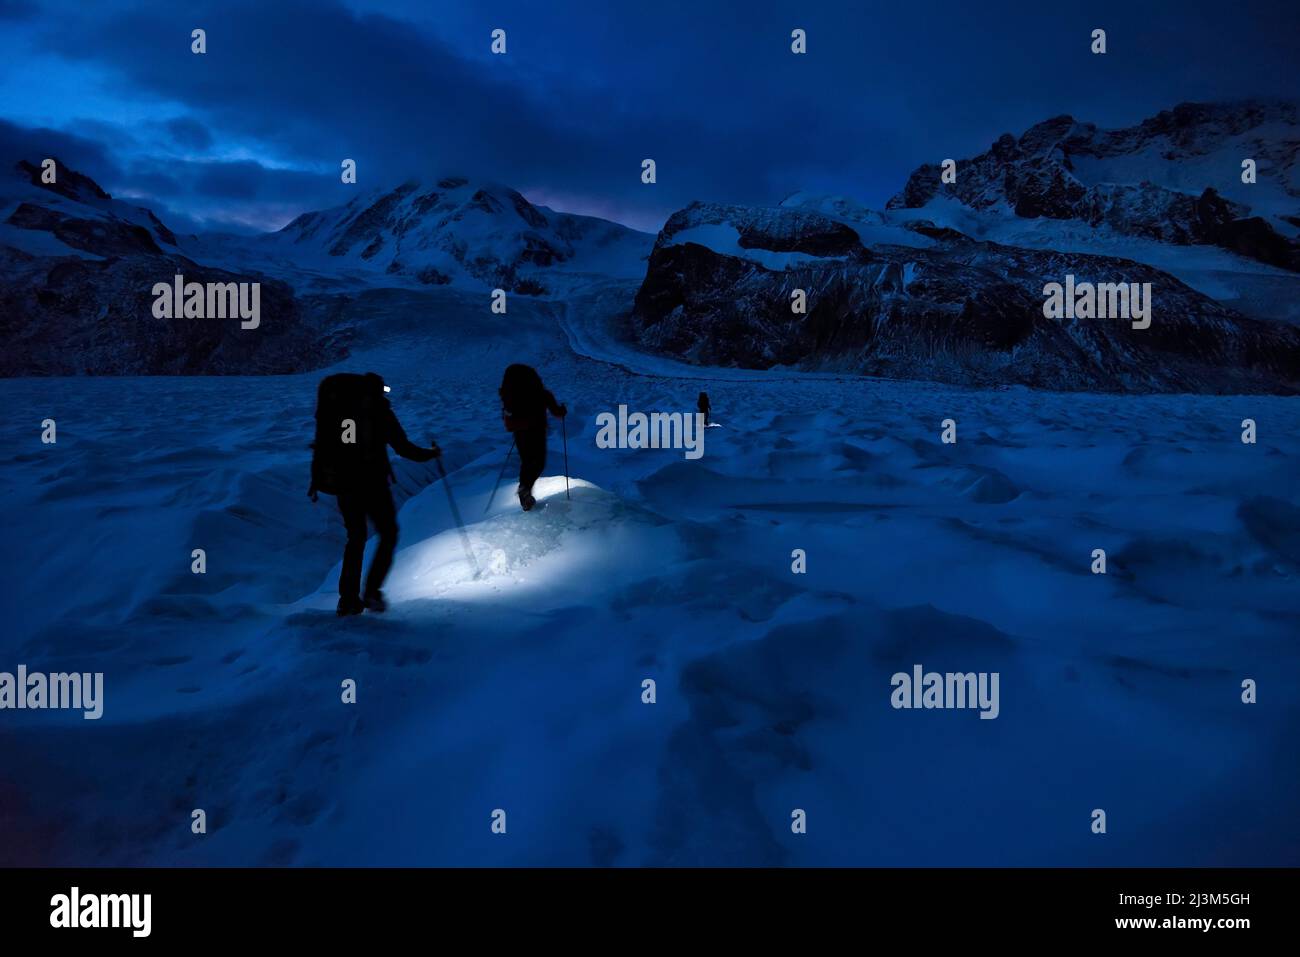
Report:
311,372,388,495
499,364,547,431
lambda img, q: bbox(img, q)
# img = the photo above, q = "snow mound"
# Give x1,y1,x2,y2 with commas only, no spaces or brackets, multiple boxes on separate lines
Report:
376,475,682,608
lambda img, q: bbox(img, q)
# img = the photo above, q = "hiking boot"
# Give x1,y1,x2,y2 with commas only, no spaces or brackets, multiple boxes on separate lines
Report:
363,591,387,613
337,594,365,617
518,490,536,511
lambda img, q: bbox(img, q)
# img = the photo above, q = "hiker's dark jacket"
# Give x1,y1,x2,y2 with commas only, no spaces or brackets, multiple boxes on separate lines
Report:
502,389,564,434
372,402,439,471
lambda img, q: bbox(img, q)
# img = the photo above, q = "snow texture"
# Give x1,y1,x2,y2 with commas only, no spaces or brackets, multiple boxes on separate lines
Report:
2,100,1299,866
1,279,1297,866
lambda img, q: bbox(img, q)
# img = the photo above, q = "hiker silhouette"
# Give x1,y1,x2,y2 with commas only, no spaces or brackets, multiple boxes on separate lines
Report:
697,391,711,426
499,364,566,511
309,372,440,616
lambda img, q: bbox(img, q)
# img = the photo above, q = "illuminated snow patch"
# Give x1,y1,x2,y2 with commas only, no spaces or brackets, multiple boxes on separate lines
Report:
384,476,620,603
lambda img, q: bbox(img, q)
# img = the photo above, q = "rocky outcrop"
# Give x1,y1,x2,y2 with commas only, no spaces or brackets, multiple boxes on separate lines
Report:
632,202,1300,393
0,161,341,376
7,201,164,257
887,101,1300,271
0,248,333,375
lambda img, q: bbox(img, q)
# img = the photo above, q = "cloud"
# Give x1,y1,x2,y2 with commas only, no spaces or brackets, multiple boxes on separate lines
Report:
118,155,349,231
0,117,123,180
13,0,1300,233
0,0,36,20
28,0,893,228
0,115,348,232
164,116,213,150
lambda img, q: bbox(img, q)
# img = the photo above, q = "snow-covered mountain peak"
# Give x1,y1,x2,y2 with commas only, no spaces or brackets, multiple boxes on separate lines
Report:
1,157,180,258
270,175,652,293
887,100,1300,273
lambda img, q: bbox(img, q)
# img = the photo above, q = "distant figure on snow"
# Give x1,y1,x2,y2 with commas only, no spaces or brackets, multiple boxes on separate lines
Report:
499,363,566,511
697,391,711,426
309,372,441,616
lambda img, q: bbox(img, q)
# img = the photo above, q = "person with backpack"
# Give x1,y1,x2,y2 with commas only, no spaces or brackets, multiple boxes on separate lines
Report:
498,364,566,511
309,372,441,616
697,391,711,426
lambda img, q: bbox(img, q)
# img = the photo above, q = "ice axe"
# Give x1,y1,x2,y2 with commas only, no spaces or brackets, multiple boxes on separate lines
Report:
431,440,480,580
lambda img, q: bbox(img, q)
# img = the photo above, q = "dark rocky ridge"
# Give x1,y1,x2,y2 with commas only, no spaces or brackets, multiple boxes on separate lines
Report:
632,202,1300,394
1,161,340,376
0,247,331,376
7,201,164,257
887,101,1300,272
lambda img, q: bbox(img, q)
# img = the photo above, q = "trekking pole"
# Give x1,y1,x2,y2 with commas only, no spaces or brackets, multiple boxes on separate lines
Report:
484,437,516,515
435,456,481,580
561,414,571,500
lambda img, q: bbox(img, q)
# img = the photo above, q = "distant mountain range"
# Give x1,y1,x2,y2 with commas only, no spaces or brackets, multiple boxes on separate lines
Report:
632,100,1300,392
887,100,1300,271
0,165,651,374
3,99,1299,391
0,159,321,375
631,198,1300,392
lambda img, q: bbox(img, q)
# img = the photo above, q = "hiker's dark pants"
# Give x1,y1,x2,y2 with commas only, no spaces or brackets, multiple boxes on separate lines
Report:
516,427,548,498
337,480,399,597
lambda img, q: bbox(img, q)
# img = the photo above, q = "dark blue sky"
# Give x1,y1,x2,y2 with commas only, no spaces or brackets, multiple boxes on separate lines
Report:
1,0,1297,233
